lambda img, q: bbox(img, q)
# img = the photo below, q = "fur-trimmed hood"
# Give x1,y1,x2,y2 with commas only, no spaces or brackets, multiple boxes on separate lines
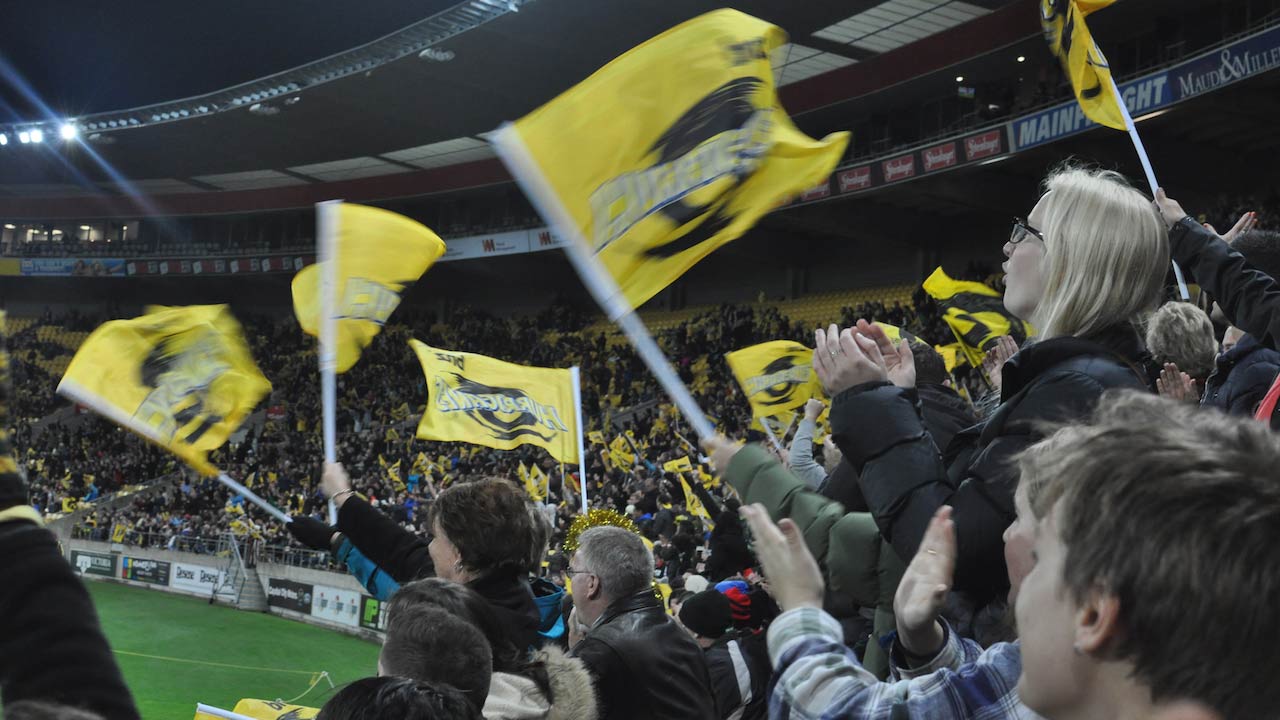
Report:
482,646,598,720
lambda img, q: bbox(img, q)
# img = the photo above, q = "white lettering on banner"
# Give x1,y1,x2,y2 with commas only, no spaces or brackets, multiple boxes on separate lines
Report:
1014,75,1170,150
800,183,830,201
922,142,958,172
838,167,872,193
964,130,1002,160
882,155,916,182
1177,46,1280,96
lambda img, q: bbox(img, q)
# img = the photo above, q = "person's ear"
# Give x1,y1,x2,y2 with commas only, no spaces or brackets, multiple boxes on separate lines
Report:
1074,585,1121,655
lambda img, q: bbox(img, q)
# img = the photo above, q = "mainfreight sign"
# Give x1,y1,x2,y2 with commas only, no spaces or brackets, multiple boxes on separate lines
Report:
1012,24,1280,151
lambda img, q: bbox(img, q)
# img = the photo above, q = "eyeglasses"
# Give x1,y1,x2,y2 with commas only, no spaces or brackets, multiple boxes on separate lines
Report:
1010,217,1045,245
565,568,595,577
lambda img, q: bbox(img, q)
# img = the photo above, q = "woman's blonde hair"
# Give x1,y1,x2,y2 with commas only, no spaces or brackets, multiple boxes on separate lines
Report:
1032,166,1169,339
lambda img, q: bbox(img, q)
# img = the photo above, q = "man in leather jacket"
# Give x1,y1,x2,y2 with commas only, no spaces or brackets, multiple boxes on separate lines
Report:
568,526,716,720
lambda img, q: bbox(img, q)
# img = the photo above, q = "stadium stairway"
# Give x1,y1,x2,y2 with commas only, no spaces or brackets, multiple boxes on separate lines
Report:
235,567,270,613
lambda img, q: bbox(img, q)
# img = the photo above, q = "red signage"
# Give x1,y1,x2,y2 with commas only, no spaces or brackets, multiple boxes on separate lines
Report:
922,142,958,172
838,166,872,193
800,182,831,201
881,155,916,183
964,129,1003,161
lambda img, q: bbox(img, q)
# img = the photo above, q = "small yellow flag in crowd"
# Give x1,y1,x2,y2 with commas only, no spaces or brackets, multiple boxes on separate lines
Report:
922,267,1032,367
725,340,823,419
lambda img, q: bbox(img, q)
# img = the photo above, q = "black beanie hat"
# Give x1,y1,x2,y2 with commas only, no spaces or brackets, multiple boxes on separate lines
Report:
678,589,731,639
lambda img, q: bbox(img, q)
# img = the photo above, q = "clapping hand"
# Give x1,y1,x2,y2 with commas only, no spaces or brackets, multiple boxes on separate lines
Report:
1205,211,1258,245
813,320,915,396
1156,363,1198,403
893,506,956,658
738,504,823,612
981,335,1018,392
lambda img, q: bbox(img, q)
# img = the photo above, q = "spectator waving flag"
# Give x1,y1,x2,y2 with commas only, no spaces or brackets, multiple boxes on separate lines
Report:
410,340,582,465
923,267,1032,368
1040,0,1124,129
57,305,271,476
725,340,823,418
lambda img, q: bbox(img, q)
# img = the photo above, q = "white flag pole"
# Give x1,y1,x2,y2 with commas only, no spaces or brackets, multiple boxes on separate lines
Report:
1104,73,1189,300
317,200,342,524
492,125,716,442
758,418,785,455
216,474,292,525
570,366,589,514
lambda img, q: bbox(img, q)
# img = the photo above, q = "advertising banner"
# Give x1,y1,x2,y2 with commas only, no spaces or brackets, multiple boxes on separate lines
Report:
21,258,126,277
359,595,389,632
171,561,232,597
310,583,362,628
1170,24,1280,100
120,556,171,586
71,549,116,577
266,578,314,613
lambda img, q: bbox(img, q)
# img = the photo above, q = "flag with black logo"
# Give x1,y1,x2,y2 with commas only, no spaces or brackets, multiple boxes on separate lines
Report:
922,267,1032,367
292,204,446,373
725,340,822,418
1040,0,1124,129
57,306,271,476
491,9,849,310
410,340,578,464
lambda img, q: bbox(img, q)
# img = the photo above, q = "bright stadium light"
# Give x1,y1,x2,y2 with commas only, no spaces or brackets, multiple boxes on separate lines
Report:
18,131,30,144
60,122,78,140
79,225,91,231
1017,55,1026,63
29,128,43,143
955,75,964,82
0,133,7,146
3,224,14,229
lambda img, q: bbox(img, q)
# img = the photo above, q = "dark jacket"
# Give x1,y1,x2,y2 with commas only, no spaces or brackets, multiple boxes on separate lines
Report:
703,630,770,720
337,496,541,649
1170,216,1280,350
704,517,751,583
0,519,140,719
1202,334,1280,424
572,589,717,720
834,325,1148,607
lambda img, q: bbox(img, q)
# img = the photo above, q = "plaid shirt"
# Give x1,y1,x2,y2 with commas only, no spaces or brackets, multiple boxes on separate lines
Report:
767,607,1042,720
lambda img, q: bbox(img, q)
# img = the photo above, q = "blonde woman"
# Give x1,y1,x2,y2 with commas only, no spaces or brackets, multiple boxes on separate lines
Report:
808,166,1169,638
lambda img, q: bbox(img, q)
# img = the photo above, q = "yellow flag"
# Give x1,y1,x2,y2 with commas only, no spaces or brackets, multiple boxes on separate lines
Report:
696,464,719,489
385,427,401,443
410,340,579,463
588,430,606,445
609,435,635,469
1040,0,1125,130
663,456,694,474
725,341,823,418
232,698,320,719
412,452,431,476
679,475,713,527
935,343,964,373
923,267,1033,368
391,402,410,421
62,497,78,513
111,524,127,543
292,204,446,373
874,322,919,344
379,455,405,492
492,9,849,309
57,306,271,476
531,464,550,500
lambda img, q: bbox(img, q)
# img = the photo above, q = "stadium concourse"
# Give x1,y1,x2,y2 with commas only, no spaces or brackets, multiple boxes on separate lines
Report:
3,0,1280,719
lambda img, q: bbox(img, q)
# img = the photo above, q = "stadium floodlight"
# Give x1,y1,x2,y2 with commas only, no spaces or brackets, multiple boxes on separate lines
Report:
1017,55,1026,63
3,224,15,229
60,122,78,140
955,75,964,82
30,128,44,143
0,133,7,146
79,225,91,231
18,131,30,144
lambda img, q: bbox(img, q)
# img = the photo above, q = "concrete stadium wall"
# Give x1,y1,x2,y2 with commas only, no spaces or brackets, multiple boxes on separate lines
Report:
65,538,385,642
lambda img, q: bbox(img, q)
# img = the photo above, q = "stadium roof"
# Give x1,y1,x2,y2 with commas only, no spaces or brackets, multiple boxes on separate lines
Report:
0,0,1028,204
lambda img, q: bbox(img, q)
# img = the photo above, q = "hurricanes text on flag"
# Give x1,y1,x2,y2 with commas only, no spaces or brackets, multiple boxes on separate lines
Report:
491,9,849,310
57,305,270,476
410,340,579,464
292,204,446,373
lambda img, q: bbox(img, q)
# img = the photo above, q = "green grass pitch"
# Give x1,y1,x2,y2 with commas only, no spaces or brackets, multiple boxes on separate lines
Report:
87,581,381,719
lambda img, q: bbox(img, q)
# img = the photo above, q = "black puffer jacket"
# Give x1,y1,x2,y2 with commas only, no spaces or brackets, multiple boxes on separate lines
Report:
833,325,1148,606
1202,334,1280,423
1170,216,1280,349
572,590,716,720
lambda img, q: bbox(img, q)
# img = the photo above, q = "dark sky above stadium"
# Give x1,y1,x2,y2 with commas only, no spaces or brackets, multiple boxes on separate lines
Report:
0,0,457,123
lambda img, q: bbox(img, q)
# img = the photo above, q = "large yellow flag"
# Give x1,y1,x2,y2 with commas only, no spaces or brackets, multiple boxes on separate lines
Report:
725,341,822,418
1040,0,1125,130
410,340,579,463
679,475,714,527
57,306,271,476
292,204,446,373
922,267,1032,367
492,9,849,310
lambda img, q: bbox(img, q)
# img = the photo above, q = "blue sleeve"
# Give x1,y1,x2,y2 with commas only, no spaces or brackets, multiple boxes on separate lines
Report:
335,537,402,601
